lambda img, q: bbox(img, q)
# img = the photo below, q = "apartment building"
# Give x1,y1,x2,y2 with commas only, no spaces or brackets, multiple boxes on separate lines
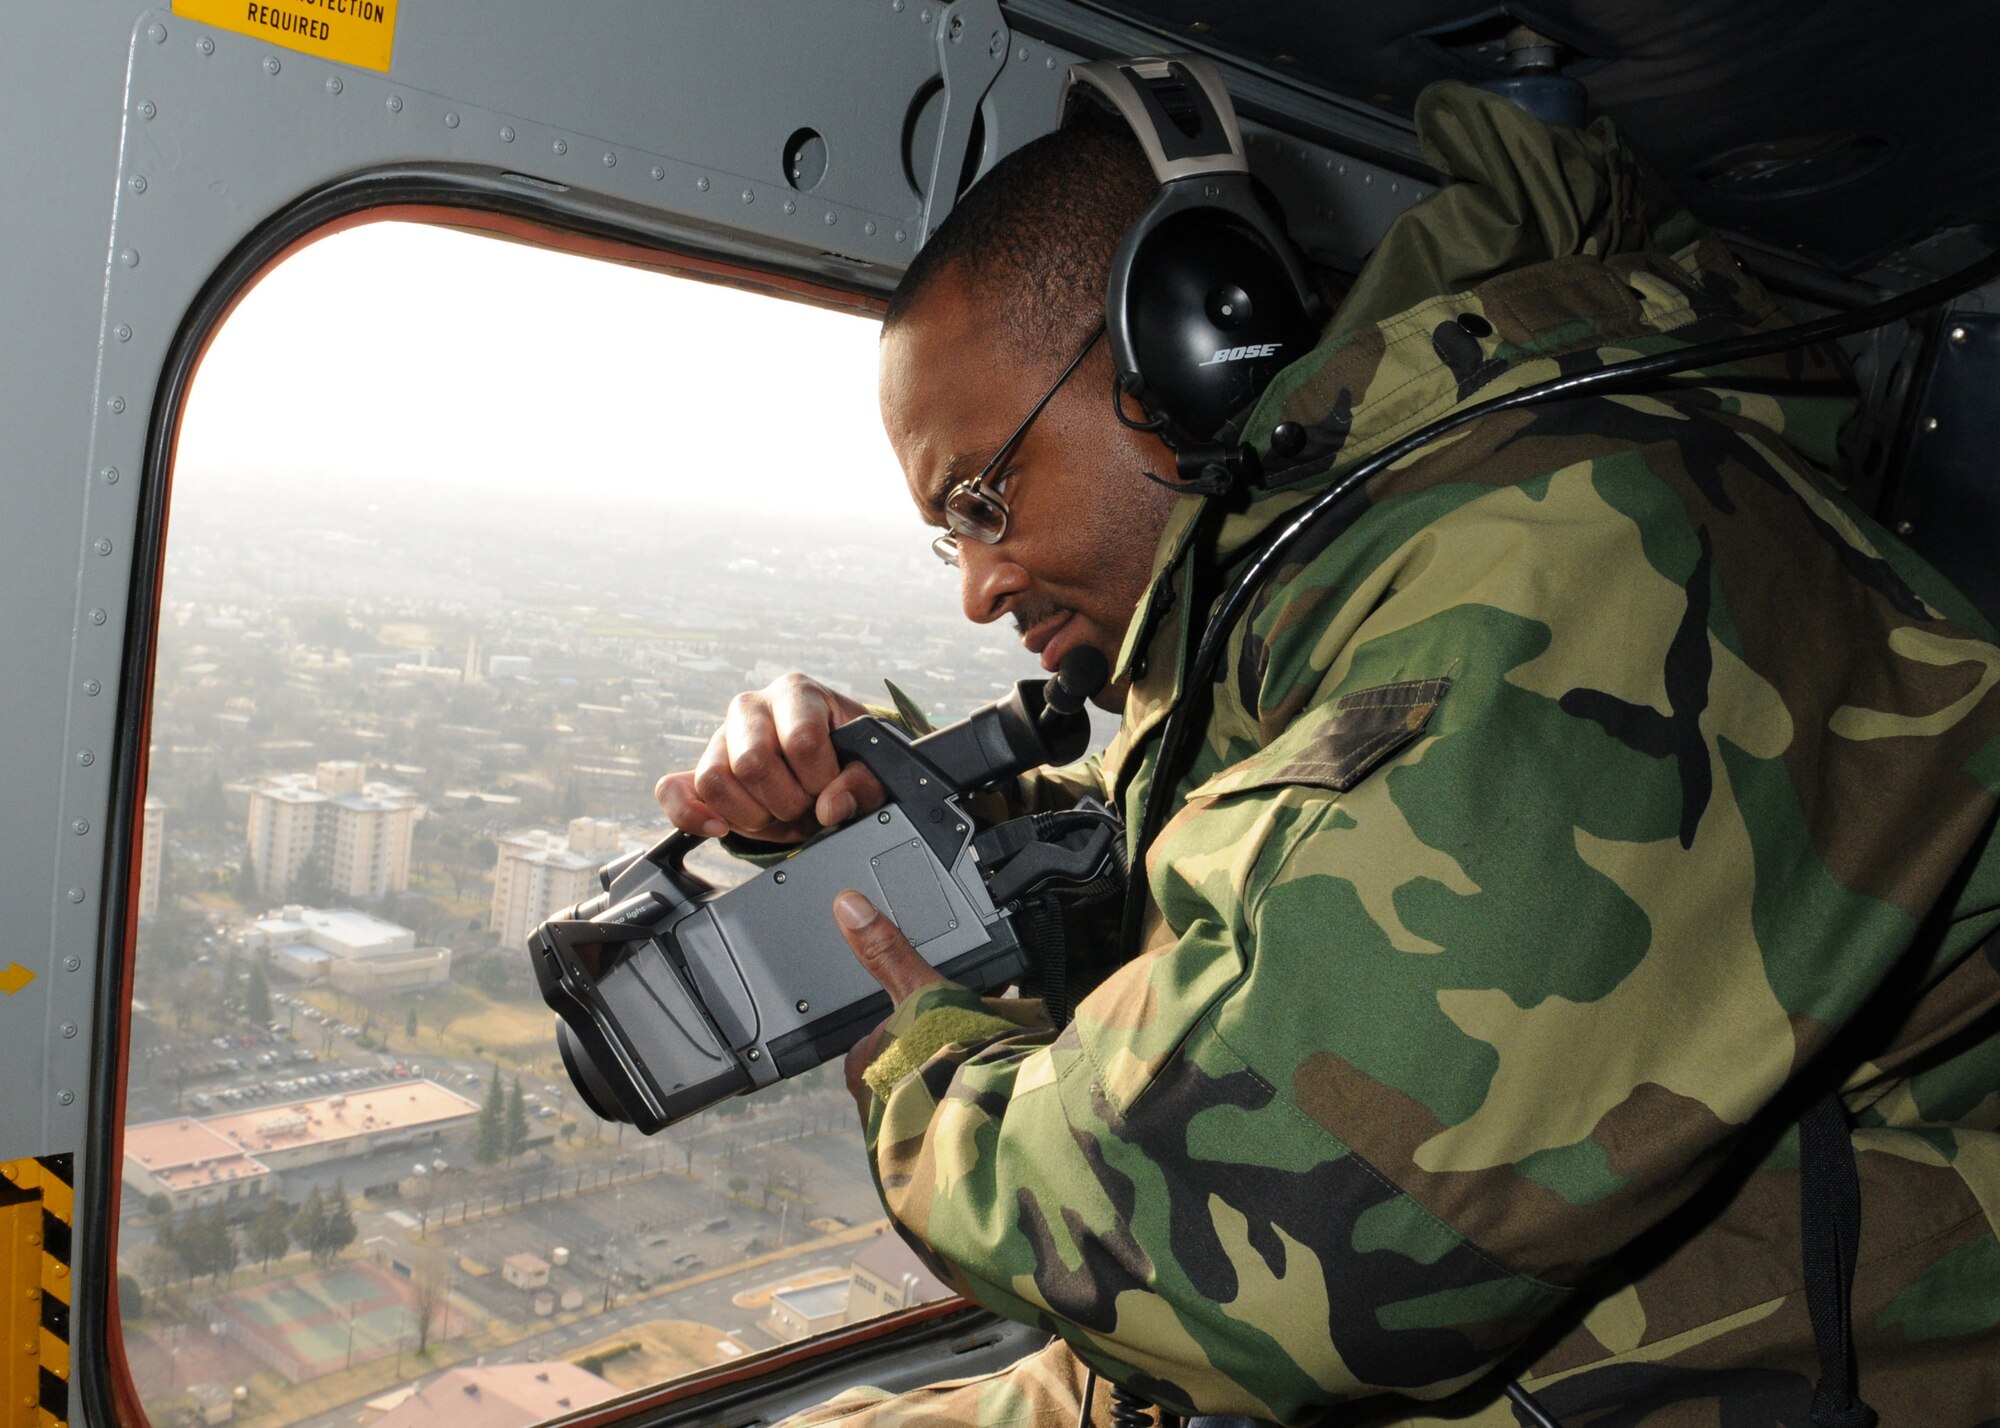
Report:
489,817,633,948
246,759,418,900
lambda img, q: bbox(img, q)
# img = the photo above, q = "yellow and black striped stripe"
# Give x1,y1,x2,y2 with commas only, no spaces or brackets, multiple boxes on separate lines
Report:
1,1155,71,1428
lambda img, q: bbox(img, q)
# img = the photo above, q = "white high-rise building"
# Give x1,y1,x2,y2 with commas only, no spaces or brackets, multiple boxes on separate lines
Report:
490,817,634,947
246,760,419,900
137,796,166,918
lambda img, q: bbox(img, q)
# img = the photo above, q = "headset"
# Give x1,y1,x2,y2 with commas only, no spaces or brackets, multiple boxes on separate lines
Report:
1060,56,1323,484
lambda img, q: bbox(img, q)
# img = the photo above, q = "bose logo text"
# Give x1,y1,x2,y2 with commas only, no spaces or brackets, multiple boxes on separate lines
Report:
1200,343,1283,366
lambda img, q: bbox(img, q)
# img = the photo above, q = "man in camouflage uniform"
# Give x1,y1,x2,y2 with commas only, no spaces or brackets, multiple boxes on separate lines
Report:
659,81,2000,1424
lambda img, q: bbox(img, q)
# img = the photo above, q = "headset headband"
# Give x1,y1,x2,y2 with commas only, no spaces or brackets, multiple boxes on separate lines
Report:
1060,57,1250,184
1057,55,1323,473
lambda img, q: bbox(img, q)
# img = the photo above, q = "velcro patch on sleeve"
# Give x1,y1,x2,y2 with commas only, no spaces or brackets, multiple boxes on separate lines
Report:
1190,676,1453,801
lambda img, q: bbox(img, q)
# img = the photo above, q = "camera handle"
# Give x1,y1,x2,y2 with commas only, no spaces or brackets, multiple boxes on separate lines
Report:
831,648,1110,866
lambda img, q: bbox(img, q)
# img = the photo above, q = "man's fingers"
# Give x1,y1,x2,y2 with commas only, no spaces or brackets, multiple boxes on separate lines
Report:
834,891,943,1005
724,696,813,824
693,729,804,841
814,765,887,828
654,770,728,839
773,686,844,799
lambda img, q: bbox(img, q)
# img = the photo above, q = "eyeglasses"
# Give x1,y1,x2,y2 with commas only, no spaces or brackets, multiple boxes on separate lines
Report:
930,324,1105,567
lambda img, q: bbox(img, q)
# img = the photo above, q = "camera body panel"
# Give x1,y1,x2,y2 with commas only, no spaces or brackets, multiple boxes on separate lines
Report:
531,658,1114,1136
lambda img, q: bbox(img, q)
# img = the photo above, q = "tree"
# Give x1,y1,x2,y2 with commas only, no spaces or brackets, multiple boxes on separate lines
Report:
410,1248,450,1354
247,1196,291,1269
475,1066,505,1166
243,955,271,1026
405,1006,419,1041
293,1186,328,1265
727,1174,749,1199
504,1077,529,1162
322,1180,358,1264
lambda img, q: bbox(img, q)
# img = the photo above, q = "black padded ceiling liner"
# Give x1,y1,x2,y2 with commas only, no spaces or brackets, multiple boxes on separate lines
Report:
1049,0,2000,273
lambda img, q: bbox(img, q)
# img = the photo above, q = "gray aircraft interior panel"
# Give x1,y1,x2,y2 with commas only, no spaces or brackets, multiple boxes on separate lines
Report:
0,4,1430,1422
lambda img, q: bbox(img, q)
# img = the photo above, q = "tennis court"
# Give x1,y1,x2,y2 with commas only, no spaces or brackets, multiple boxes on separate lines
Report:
216,1262,437,1382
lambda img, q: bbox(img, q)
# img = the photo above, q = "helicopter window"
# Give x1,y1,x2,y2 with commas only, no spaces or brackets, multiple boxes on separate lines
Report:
118,219,1019,1427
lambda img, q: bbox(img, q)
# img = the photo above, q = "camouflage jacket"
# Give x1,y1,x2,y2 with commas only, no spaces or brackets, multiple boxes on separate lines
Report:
858,83,2000,1425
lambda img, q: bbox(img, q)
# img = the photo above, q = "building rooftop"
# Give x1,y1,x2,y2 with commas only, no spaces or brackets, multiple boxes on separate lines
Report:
773,1281,851,1321
250,906,413,956
852,1233,950,1300
368,1363,616,1428
123,1119,272,1191
196,1079,479,1155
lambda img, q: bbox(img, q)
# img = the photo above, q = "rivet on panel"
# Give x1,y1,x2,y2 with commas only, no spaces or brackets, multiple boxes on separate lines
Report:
61,1023,77,1039
444,111,460,128
197,36,214,56
96,538,113,555
742,188,755,203
67,888,84,903
602,152,615,168
499,125,515,142
824,211,837,226
1923,416,1940,432
920,8,932,22
120,249,139,267
57,1091,75,1107
697,176,711,192
1017,46,1028,60
783,198,797,215
1363,173,1373,184
864,221,877,236
108,396,126,414
326,75,342,95
65,957,81,972
650,165,664,181
83,679,101,696
891,0,903,11
264,54,281,74
1045,55,1057,69
387,94,402,113
129,175,147,193
89,609,107,626
148,21,167,42
101,467,119,484
78,748,97,764
114,323,132,342
73,819,89,835
552,138,567,155
139,100,157,119
894,228,907,243
1950,325,1969,345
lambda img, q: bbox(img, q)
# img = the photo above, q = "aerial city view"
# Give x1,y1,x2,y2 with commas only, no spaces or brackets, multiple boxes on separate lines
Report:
119,231,1083,1428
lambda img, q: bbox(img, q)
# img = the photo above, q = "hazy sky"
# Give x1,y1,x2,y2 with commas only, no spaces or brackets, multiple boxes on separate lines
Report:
175,221,923,532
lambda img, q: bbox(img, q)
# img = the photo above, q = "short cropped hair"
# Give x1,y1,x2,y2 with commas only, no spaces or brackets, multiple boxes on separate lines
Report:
882,112,1156,361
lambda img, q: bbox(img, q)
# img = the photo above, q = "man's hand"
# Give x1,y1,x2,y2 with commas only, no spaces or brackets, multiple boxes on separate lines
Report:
654,673,887,844
833,889,944,1118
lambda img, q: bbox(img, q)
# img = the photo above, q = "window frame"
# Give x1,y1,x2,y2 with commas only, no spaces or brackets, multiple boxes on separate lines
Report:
89,170,986,1428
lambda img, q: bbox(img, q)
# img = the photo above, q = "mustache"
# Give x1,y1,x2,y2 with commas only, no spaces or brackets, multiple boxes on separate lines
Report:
1010,600,1066,637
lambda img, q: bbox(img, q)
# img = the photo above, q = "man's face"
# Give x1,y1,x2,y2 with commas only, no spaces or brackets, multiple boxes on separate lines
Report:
879,276,1180,709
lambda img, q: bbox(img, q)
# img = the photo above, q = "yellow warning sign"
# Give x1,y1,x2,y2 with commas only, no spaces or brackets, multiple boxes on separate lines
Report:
172,0,398,73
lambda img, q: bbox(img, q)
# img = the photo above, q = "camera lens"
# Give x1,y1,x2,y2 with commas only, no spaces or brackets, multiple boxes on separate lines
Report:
558,1021,631,1124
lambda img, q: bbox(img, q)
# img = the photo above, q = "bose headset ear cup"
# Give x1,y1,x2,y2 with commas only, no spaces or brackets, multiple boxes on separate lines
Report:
1063,55,1323,455
1121,207,1324,444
